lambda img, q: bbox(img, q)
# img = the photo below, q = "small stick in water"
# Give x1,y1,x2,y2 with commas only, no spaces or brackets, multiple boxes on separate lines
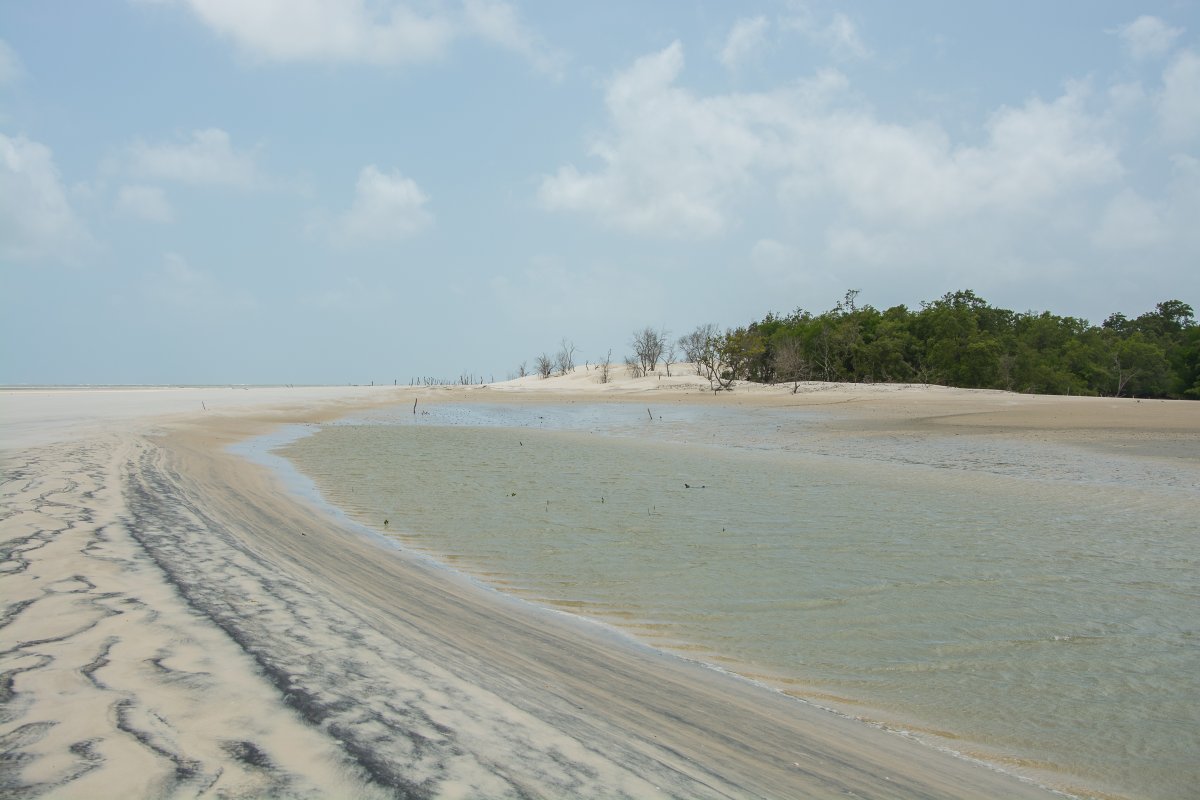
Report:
413,398,418,415
647,407,653,421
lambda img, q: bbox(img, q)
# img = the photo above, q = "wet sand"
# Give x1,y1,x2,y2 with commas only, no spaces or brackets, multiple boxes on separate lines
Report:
5,380,1193,798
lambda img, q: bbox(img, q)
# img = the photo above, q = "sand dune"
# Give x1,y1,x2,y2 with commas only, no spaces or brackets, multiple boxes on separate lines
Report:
4,377,1193,798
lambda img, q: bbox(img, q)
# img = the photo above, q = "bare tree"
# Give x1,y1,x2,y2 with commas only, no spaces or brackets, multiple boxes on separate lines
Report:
814,325,837,381
535,353,553,379
678,323,718,376
554,338,577,376
663,341,677,377
623,354,644,378
598,348,612,384
772,337,809,393
689,329,736,390
516,361,528,378
710,327,765,391
913,362,940,387
631,326,668,375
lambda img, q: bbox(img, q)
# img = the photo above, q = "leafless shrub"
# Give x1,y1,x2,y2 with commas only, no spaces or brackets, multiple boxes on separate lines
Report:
535,353,553,379
631,326,668,375
599,349,612,384
678,323,718,376
772,337,810,393
554,338,577,376
663,341,677,377
695,331,733,390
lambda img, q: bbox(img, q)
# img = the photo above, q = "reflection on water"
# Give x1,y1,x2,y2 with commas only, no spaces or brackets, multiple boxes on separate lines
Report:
280,402,1200,800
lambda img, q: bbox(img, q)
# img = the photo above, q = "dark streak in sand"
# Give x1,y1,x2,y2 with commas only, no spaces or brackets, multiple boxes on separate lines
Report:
220,739,273,770
0,419,1064,799
121,446,449,800
113,699,204,784
80,637,117,688
121,428,1060,799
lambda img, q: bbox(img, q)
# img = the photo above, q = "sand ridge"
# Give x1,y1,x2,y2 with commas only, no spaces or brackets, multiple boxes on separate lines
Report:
4,376,1194,798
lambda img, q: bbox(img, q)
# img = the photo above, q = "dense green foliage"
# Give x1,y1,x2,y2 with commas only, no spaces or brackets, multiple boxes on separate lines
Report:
701,291,1198,399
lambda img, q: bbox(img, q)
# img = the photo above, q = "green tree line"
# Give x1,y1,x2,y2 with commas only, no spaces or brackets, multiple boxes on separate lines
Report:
692,290,1198,399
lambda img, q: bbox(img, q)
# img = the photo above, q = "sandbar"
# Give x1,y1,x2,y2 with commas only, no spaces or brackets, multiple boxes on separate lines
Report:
4,376,1194,798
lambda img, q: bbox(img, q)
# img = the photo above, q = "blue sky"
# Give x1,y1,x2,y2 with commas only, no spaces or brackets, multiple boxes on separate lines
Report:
2,1,1198,385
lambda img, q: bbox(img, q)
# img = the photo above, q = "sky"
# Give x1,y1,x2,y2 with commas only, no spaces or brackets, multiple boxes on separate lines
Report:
2,1,1198,385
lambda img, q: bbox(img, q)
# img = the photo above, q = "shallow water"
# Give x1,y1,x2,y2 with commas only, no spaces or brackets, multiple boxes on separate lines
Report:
279,402,1200,800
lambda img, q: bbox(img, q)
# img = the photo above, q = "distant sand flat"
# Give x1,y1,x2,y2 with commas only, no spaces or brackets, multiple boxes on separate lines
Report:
5,378,1193,798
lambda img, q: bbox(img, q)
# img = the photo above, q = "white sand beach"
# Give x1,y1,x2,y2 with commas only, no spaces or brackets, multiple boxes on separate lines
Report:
3,376,1196,798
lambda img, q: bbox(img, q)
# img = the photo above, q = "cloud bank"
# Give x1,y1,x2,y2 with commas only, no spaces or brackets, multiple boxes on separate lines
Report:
124,128,259,187
333,165,433,244
0,134,92,262
539,43,1121,238
163,0,562,72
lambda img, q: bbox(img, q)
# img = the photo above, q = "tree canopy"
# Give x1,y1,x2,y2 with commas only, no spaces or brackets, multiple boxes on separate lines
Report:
695,291,1197,399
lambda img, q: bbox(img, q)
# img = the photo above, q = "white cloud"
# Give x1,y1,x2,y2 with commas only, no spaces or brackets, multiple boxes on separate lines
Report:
0,133,92,262
825,226,893,266
1156,50,1200,143
1164,155,1200,252
156,0,561,72
749,238,808,284
145,252,256,313
824,13,869,60
116,184,175,223
125,128,259,187
1117,16,1183,61
1092,189,1167,250
0,38,22,86
826,85,1121,224
1107,80,1147,115
781,9,870,61
175,0,453,64
299,276,394,311
463,0,565,77
751,237,795,264
540,44,1121,237
720,16,769,70
540,42,786,237
488,257,662,332
334,165,432,243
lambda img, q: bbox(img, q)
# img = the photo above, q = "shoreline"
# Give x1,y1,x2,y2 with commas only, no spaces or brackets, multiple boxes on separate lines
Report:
270,386,1199,800
4,379,1196,797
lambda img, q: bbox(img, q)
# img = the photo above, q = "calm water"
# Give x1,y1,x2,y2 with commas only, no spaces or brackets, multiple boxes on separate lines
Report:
278,402,1200,800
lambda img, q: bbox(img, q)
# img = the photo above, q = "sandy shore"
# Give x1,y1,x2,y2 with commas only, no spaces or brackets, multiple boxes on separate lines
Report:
3,378,1195,798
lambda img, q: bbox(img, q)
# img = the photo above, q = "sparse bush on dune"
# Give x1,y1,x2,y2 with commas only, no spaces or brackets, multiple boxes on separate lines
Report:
630,326,668,376
554,339,577,376
513,292,1197,397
